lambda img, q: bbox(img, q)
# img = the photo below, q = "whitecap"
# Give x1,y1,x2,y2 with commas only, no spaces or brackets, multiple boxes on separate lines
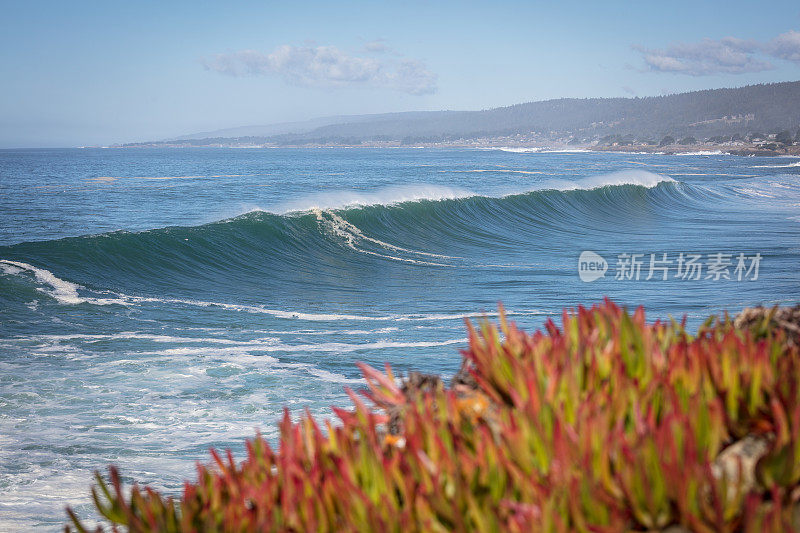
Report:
0,260,130,306
272,184,474,213
752,161,800,169
530,170,674,192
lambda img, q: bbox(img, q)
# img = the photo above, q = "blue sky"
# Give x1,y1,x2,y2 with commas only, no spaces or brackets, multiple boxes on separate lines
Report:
1,0,799,147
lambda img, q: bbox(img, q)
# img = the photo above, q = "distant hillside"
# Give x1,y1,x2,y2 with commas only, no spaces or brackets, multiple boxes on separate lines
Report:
165,117,349,141
135,81,800,146
166,111,457,143
167,112,451,141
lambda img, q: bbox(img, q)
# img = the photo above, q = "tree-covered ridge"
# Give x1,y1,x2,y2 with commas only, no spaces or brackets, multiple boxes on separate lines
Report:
133,81,800,147
279,81,800,144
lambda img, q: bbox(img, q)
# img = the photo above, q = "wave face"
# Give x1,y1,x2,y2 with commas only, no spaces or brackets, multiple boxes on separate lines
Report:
1,173,684,298
1,148,799,529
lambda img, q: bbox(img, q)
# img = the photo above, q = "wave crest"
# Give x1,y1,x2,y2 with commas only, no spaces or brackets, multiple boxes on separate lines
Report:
273,184,474,214
260,170,675,215
0,172,684,290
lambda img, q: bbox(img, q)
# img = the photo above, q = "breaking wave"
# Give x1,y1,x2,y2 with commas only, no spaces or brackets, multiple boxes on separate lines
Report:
1,171,684,311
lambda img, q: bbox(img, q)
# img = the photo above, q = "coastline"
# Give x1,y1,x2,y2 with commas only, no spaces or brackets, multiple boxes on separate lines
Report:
590,143,800,157
110,139,800,157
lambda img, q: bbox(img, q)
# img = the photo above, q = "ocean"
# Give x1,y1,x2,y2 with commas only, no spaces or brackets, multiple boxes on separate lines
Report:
1,147,799,529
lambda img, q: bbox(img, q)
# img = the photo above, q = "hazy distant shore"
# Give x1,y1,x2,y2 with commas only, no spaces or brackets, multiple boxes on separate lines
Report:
110,81,800,155
112,140,800,157
590,143,800,157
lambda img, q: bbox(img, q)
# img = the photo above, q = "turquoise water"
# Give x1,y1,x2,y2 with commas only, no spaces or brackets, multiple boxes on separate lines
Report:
1,147,799,529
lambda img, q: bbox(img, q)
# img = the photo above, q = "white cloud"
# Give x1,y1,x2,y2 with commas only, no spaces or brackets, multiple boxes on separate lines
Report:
203,45,437,95
634,38,772,76
363,39,390,53
635,30,800,76
767,30,800,63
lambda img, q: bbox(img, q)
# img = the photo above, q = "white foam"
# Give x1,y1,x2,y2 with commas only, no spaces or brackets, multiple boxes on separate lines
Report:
245,338,465,353
274,184,474,214
492,147,541,153
313,209,460,262
733,186,777,199
531,170,674,193
336,246,456,267
672,150,726,156
0,259,541,322
127,296,394,320
20,332,274,345
535,149,592,154
1,260,83,304
305,173,670,266
305,368,365,384
0,271,484,321
0,260,131,306
753,161,800,168
235,169,674,225
590,150,666,155
444,169,543,175
148,346,280,359
269,326,401,335
491,147,591,154
394,311,522,321
127,294,525,322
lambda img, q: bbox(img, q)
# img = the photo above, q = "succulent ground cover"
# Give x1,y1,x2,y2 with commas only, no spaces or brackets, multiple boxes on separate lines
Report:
67,300,800,532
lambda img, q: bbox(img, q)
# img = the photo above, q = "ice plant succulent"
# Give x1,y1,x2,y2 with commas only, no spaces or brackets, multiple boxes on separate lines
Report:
67,300,800,532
